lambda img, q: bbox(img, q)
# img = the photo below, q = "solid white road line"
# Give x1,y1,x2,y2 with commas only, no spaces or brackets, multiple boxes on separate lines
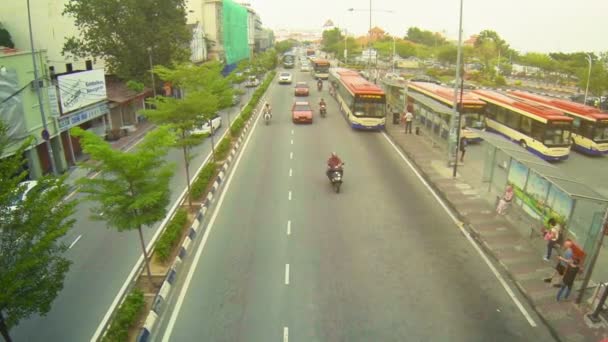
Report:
289,168,292,177
287,220,291,235
289,152,293,160
285,264,290,285
283,326,289,342
288,191,292,201
381,132,537,327
68,235,82,249
161,109,264,342
91,138,219,341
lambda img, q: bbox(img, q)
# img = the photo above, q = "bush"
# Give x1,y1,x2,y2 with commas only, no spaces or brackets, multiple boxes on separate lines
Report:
154,209,188,262
494,75,507,86
214,136,233,161
102,289,145,342
190,162,218,199
230,118,245,137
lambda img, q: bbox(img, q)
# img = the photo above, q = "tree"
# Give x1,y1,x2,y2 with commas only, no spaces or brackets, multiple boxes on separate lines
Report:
437,44,458,65
71,126,175,285
406,27,447,47
275,39,297,54
474,30,510,56
578,62,608,98
62,0,191,81
142,65,219,208
0,123,76,342
0,23,14,48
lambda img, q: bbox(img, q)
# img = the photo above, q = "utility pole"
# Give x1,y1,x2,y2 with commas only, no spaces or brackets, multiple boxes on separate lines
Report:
27,0,57,175
448,0,464,168
147,47,157,98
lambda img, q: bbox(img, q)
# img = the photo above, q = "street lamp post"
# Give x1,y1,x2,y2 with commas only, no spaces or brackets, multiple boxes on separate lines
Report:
27,0,57,175
449,0,465,175
147,47,157,98
392,36,396,73
584,53,592,105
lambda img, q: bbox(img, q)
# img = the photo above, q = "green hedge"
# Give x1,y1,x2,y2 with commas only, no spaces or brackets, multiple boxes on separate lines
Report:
230,118,245,137
214,136,233,161
154,209,188,262
191,162,218,199
102,289,145,342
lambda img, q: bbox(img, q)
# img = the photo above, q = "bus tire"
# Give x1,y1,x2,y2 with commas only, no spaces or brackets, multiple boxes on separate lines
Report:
519,140,527,149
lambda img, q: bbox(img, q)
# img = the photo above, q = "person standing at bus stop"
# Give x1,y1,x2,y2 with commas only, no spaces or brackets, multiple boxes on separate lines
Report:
403,110,414,134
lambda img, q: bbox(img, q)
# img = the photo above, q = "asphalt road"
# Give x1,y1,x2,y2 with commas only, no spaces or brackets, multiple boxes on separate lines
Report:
157,70,556,341
11,87,254,342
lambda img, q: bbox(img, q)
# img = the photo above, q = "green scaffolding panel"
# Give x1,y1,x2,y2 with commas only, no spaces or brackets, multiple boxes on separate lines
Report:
223,0,250,64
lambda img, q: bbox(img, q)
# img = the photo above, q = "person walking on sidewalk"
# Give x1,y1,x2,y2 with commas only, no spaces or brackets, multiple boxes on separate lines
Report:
543,218,562,261
496,184,514,215
556,258,580,301
544,240,573,285
403,111,414,134
459,136,467,163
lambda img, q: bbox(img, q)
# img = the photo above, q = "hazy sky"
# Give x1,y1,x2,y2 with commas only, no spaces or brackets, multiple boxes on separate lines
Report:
248,0,608,53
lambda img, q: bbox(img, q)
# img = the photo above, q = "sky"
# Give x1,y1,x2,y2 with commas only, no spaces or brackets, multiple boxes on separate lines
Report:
247,0,608,53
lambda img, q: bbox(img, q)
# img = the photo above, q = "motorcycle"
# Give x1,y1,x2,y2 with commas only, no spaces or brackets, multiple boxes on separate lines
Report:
320,104,327,117
317,81,323,91
327,163,344,193
264,110,271,125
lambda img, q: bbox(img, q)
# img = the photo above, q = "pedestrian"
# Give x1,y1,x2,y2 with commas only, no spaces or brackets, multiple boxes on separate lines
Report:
556,258,580,301
544,240,573,285
459,136,467,163
403,111,414,134
496,184,514,215
543,218,562,261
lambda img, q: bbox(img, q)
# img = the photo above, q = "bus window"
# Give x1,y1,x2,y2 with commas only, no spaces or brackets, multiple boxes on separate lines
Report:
593,124,608,142
495,106,507,124
353,101,385,117
579,121,594,139
544,123,571,146
506,110,521,129
531,121,544,141
521,116,533,135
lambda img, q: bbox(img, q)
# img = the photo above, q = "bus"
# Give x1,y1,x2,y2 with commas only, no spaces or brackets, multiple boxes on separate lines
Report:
508,90,608,155
407,82,486,142
282,52,295,69
329,68,386,130
311,58,330,79
306,48,315,57
473,90,573,161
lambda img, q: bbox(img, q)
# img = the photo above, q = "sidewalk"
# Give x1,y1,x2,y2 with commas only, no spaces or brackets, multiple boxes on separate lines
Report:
64,121,155,188
385,121,608,342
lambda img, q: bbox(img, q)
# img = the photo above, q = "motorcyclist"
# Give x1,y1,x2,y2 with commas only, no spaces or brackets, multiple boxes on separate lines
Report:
319,98,326,110
317,79,323,90
263,102,272,117
326,152,343,179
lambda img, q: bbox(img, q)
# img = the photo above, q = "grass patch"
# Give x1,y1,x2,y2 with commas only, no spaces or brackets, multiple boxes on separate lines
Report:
154,209,188,263
214,136,233,161
190,162,218,199
102,289,145,342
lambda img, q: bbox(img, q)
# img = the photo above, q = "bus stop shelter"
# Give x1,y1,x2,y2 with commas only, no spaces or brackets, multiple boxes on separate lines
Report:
480,130,608,276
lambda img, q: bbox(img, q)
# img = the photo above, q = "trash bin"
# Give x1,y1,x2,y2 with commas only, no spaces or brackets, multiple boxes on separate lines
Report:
393,112,400,125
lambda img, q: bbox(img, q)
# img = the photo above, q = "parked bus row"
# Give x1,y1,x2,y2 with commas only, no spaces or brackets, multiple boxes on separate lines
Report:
405,81,608,161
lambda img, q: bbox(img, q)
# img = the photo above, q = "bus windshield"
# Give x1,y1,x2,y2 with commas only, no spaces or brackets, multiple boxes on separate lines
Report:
314,65,329,73
544,122,571,146
353,101,385,117
462,113,485,129
593,122,608,142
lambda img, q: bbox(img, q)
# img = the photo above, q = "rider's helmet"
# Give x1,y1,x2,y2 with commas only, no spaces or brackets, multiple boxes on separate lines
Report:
331,152,337,158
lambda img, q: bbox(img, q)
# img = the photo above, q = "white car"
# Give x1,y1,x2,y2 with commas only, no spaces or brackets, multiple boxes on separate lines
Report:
245,76,260,87
191,114,222,135
278,72,293,84
300,64,311,72
8,180,38,212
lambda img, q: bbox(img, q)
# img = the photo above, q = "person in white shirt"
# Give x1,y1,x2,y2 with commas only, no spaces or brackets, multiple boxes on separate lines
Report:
403,111,414,134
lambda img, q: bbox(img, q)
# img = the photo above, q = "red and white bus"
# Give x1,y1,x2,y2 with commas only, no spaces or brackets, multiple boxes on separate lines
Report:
508,91,608,155
473,90,573,161
329,68,386,130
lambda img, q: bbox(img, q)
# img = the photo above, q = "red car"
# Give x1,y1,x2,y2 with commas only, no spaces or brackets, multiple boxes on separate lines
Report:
292,101,313,124
294,82,309,96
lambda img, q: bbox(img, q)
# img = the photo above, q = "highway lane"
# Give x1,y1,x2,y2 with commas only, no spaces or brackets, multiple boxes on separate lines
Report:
11,88,254,342
158,70,556,341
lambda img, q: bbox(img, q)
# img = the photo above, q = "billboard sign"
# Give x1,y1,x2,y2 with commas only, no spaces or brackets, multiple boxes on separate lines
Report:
57,69,107,113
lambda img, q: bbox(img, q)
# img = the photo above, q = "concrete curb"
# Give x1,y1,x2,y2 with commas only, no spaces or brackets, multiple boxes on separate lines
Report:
135,90,265,342
382,130,564,342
